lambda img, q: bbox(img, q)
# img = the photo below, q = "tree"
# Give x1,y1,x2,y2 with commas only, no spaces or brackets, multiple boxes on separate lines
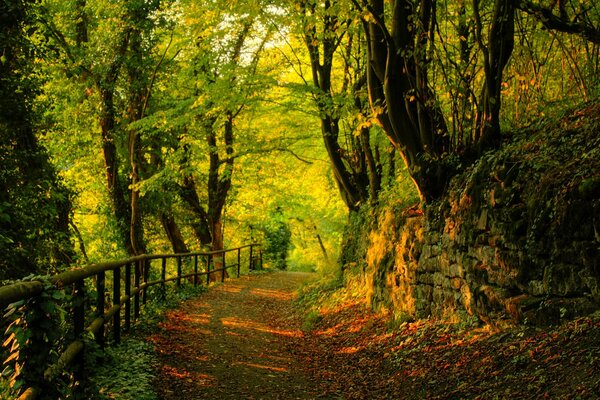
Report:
0,0,73,279
171,2,273,253
41,0,189,256
349,0,598,203
296,0,383,211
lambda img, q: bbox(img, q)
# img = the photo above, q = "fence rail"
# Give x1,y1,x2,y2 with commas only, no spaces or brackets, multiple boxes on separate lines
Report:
0,244,263,400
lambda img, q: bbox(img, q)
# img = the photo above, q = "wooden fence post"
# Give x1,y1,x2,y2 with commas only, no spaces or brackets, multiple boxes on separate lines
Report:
73,280,85,383
161,257,166,294
249,245,254,270
206,254,211,286
237,248,241,278
194,255,198,286
221,251,226,282
125,263,131,331
142,259,148,305
113,266,121,344
134,260,140,321
177,256,182,287
95,270,105,347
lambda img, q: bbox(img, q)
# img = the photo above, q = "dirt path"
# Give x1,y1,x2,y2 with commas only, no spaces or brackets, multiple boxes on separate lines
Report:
149,272,321,400
147,271,600,399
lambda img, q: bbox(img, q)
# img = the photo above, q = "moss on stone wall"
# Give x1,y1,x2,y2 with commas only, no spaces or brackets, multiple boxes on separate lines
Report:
341,102,600,326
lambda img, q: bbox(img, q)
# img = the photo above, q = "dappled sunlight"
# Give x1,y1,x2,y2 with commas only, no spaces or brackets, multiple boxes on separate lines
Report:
336,346,360,355
189,371,216,387
315,322,347,336
250,287,294,301
318,299,364,316
232,361,289,373
161,365,192,379
161,366,216,388
151,273,320,398
217,284,244,293
188,313,211,325
221,316,302,337
389,320,496,356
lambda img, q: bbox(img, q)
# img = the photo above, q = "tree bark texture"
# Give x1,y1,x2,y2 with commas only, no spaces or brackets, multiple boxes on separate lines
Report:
301,0,382,210
362,0,451,202
473,0,515,149
160,214,190,254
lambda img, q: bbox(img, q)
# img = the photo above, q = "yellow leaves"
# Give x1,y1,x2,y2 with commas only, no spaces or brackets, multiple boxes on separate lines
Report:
362,10,377,24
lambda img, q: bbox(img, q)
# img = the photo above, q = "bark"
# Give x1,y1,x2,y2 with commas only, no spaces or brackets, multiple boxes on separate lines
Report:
178,173,213,247
98,84,136,256
301,0,381,210
518,1,600,44
126,25,148,256
69,220,90,263
94,26,136,255
473,0,515,150
75,0,88,45
313,225,329,262
160,214,190,253
207,114,234,253
359,0,452,202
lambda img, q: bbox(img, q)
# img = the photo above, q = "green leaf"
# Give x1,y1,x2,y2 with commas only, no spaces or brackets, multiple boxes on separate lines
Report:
51,290,65,300
39,301,55,314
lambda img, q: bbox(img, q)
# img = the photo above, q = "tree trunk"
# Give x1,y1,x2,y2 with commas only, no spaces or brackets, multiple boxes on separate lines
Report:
177,141,212,248
179,174,213,247
361,0,451,203
160,214,189,254
473,0,515,150
206,114,235,280
94,26,136,254
126,26,148,256
98,85,136,255
301,1,381,210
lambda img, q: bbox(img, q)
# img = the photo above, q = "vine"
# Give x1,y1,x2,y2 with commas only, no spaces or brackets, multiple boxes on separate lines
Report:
1,275,68,399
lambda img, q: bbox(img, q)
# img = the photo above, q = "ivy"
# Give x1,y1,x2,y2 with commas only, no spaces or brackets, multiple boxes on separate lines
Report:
1,275,68,399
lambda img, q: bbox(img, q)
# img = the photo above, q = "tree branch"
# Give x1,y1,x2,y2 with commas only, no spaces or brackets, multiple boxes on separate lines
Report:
518,0,600,44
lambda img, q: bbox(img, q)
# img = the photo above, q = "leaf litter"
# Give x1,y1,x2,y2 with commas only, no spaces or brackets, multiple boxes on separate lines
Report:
148,272,600,399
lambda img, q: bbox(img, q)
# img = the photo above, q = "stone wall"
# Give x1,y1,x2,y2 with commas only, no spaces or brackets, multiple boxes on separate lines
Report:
363,105,600,325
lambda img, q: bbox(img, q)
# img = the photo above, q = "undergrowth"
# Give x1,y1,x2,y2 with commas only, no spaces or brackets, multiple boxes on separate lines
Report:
83,283,207,399
297,266,371,331
84,339,157,400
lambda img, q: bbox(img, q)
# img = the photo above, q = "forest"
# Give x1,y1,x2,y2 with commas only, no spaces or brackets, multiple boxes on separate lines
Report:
1,0,599,398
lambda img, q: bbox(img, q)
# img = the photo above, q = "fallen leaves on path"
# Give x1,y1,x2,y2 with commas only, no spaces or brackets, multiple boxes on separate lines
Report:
148,272,320,400
148,272,600,399
295,301,600,399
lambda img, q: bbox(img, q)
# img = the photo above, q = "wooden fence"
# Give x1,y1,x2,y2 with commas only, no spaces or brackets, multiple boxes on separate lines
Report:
0,244,263,400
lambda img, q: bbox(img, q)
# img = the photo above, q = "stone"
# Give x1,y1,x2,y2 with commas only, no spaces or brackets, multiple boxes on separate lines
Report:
476,208,489,231
451,277,463,290
449,263,464,277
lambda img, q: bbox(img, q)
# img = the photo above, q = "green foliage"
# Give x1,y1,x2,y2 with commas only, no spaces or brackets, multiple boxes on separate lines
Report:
301,310,323,332
83,283,207,400
0,0,74,279
1,276,68,399
84,339,158,400
257,208,292,270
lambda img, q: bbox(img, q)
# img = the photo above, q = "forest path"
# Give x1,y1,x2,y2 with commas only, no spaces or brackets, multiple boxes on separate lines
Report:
146,271,600,399
148,271,323,400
